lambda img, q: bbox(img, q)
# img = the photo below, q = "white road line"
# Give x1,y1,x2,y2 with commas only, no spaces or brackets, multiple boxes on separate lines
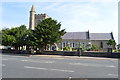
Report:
108,74,118,77
0,59,8,60
2,55,28,58
50,68,74,72
69,63,116,68
2,58,19,60
0,64,5,67
24,66,74,73
24,66,47,70
21,60,55,63
106,65,116,68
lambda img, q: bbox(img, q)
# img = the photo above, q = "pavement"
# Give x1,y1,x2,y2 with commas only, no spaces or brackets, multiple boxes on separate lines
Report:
32,54,118,61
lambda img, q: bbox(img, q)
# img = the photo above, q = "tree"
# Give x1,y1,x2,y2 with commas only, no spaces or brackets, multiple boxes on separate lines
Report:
1,25,29,50
25,29,36,49
2,34,16,46
33,18,66,50
2,28,16,46
107,39,116,48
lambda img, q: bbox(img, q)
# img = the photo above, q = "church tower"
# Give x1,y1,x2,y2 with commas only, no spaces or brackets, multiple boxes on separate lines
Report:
29,5,36,30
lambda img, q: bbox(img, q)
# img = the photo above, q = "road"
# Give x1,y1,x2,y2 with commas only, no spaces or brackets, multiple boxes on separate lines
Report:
1,54,118,78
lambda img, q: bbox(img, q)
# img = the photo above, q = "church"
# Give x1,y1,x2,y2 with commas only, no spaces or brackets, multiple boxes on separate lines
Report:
29,5,115,51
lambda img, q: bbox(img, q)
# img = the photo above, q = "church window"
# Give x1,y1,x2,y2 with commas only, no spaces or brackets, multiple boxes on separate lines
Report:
73,43,75,48
100,42,103,48
63,43,65,47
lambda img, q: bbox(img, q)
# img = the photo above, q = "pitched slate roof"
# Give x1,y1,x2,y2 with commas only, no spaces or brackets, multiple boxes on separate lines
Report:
90,33,113,40
61,32,89,40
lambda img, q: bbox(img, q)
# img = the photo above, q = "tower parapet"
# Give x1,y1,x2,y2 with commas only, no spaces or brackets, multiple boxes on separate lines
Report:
29,5,50,29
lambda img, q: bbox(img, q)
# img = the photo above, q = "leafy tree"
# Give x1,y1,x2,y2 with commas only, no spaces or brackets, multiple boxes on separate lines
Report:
107,39,116,49
107,39,116,46
2,34,16,46
25,29,36,49
0,31,2,45
2,28,16,46
1,25,29,50
33,18,66,50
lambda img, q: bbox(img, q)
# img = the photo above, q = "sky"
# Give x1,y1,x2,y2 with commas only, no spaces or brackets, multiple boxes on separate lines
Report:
1,0,119,44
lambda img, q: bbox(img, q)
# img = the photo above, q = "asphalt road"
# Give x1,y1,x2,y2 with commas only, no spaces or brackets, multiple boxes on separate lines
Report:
1,54,118,78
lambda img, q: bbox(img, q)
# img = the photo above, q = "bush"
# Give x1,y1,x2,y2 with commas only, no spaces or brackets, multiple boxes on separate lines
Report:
113,49,120,52
72,49,77,51
80,45,87,51
63,47,71,51
58,48,61,51
91,44,99,51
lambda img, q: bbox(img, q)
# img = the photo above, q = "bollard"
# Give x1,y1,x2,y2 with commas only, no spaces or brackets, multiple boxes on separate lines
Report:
77,48,82,57
107,48,112,57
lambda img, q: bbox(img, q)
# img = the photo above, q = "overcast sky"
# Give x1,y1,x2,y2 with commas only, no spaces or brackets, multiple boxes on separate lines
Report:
1,0,119,44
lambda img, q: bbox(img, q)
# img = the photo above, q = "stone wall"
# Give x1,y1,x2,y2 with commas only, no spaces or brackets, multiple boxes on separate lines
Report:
43,51,120,58
1,49,120,58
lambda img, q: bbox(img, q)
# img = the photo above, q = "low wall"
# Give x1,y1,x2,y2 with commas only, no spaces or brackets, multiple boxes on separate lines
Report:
82,52,107,57
1,49,120,58
43,51,120,58
2,49,15,53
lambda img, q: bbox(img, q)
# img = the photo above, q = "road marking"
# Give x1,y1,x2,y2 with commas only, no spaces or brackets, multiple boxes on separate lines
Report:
2,58,19,60
0,59,8,60
0,64,5,67
50,68,74,72
108,74,118,77
2,55,29,58
106,65,116,68
21,59,55,63
25,66,47,70
24,66,74,73
69,63,116,68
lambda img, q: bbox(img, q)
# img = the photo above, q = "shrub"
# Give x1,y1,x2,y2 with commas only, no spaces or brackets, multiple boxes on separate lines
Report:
58,48,61,51
91,44,99,51
72,48,77,51
113,49,120,52
63,47,71,51
80,45,87,51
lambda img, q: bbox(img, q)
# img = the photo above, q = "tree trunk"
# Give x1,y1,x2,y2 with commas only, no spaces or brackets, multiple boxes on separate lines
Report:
45,44,47,51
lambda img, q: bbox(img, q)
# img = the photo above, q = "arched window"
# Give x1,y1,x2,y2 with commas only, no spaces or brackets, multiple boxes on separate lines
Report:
100,42,103,48
63,43,66,47
73,43,75,48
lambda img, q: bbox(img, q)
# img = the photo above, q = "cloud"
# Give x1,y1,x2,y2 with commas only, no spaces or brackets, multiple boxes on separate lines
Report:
45,2,118,43
44,2,62,10
1,2,118,43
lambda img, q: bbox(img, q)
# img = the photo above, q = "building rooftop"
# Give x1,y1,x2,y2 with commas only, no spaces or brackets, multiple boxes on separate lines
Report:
90,33,113,40
62,32,113,40
61,32,88,40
